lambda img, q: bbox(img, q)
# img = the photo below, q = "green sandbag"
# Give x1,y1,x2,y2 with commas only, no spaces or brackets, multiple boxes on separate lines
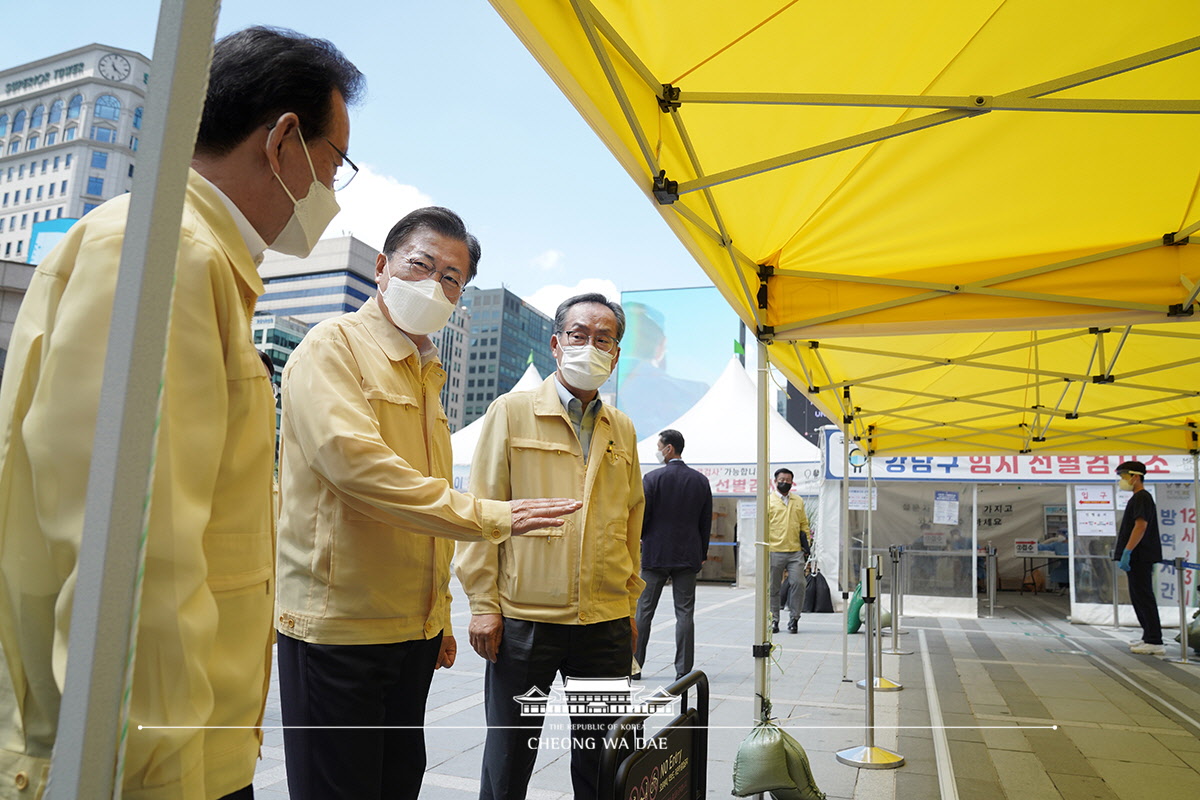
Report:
846,583,865,634
731,720,827,800
879,608,892,629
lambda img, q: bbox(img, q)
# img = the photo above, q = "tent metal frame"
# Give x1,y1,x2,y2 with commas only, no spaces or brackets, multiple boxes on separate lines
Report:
542,0,1200,744
565,0,1200,334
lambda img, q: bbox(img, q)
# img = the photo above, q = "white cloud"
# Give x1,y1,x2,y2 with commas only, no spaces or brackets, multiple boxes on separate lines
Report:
532,249,565,271
524,278,621,319
320,164,433,251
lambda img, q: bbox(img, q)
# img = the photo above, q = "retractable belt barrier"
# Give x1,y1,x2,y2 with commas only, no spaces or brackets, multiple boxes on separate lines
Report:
883,546,912,656
1162,557,1200,668
837,556,904,770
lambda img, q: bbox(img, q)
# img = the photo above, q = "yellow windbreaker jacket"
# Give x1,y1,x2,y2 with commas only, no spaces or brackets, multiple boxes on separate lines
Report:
275,299,511,646
456,376,645,625
767,491,811,553
0,170,275,799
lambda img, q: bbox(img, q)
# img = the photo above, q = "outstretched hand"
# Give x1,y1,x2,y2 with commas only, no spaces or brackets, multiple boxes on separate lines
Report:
510,497,582,535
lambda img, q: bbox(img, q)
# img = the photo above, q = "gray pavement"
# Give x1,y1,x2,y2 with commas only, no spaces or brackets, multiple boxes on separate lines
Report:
254,584,1200,799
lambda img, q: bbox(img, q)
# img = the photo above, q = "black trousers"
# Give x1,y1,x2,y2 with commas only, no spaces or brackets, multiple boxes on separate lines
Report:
1127,561,1163,645
480,617,632,800
277,630,442,800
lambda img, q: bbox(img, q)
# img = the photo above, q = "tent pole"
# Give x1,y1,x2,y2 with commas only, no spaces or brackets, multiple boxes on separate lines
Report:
1193,450,1199,612
841,417,852,681
47,1,220,797
754,341,771,724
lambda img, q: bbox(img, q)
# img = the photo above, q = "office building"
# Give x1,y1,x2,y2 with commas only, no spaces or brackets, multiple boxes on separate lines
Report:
429,303,470,431
0,44,149,260
257,236,378,325
459,286,557,425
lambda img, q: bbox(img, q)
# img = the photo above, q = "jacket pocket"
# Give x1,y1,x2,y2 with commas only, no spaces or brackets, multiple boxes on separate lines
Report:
501,517,572,606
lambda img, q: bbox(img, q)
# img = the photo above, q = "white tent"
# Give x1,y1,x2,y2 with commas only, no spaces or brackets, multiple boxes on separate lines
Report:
451,363,544,469
635,356,820,471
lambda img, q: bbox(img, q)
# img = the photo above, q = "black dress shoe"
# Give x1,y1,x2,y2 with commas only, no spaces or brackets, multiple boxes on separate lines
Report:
631,672,642,680
787,619,798,634
772,620,780,634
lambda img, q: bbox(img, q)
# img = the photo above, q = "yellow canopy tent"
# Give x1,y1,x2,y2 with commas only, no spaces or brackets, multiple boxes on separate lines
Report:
489,0,1200,455
488,0,1200,744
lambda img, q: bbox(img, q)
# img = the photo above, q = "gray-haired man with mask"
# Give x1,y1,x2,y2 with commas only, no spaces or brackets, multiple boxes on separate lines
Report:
457,293,646,800
275,208,580,799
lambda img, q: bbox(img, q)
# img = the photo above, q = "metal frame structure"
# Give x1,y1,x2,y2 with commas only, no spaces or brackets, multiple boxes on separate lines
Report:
529,0,1200,455
490,0,1200,754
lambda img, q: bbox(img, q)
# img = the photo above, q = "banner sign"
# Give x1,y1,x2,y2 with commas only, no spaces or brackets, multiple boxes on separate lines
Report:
823,429,1197,483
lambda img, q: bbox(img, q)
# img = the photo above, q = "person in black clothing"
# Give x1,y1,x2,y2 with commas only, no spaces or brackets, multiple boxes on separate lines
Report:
1114,460,1164,655
633,429,713,680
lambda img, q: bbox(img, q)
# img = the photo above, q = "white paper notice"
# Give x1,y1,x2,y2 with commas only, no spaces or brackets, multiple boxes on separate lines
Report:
933,490,959,525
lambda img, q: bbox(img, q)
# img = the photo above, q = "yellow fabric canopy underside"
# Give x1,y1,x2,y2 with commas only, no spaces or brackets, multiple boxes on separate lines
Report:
491,0,1200,454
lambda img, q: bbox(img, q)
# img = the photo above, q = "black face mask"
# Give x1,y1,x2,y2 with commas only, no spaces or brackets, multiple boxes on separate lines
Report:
777,482,792,494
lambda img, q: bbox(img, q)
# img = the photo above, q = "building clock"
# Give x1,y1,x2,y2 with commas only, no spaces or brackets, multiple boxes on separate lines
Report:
98,53,131,82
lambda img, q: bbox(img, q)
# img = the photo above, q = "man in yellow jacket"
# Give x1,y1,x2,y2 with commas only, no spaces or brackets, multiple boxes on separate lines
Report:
457,293,645,800
274,207,579,800
0,27,362,800
768,467,812,635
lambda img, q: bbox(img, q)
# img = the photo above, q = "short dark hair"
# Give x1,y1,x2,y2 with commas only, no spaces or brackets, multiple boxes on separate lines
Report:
382,207,480,281
774,468,794,480
659,429,684,454
196,26,364,155
554,293,626,341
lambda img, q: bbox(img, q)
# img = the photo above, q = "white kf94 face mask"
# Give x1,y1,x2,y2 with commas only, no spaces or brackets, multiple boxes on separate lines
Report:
557,344,614,392
382,276,455,336
269,128,341,258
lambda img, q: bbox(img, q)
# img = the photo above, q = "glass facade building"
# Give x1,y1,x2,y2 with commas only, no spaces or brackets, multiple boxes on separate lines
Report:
459,286,556,425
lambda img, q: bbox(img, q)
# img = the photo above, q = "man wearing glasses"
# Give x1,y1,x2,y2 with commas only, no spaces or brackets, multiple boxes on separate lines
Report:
457,293,646,800
0,27,361,800
274,207,580,800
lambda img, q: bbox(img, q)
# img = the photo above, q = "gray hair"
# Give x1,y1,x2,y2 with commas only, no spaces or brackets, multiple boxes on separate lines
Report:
554,293,626,341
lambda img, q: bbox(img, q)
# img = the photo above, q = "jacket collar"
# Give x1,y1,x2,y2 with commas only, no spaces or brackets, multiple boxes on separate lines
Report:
532,374,611,423
185,168,263,299
357,297,423,363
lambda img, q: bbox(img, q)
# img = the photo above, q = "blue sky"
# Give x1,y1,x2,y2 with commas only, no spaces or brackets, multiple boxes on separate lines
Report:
14,0,711,315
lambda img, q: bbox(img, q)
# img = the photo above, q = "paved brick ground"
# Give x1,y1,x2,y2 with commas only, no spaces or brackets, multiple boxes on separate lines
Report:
254,584,1200,798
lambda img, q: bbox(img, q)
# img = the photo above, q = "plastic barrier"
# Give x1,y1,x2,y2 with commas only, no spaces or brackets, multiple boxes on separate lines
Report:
599,670,709,800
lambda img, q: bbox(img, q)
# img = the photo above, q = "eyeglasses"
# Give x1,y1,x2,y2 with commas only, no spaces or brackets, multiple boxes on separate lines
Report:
399,256,464,294
557,329,618,353
324,138,359,191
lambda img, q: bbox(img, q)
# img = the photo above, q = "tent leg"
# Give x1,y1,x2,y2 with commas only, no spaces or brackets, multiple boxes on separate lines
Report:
754,341,771,723
841,426,852,681
47,1,221,797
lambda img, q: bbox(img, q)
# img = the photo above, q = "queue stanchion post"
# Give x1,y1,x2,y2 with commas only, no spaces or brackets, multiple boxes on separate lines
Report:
984,547,998,618
899,546,907,619
1105,558,1123,631
838,557,904,769
1165,557,1200,667
882,546,912,656
859,557,902,691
